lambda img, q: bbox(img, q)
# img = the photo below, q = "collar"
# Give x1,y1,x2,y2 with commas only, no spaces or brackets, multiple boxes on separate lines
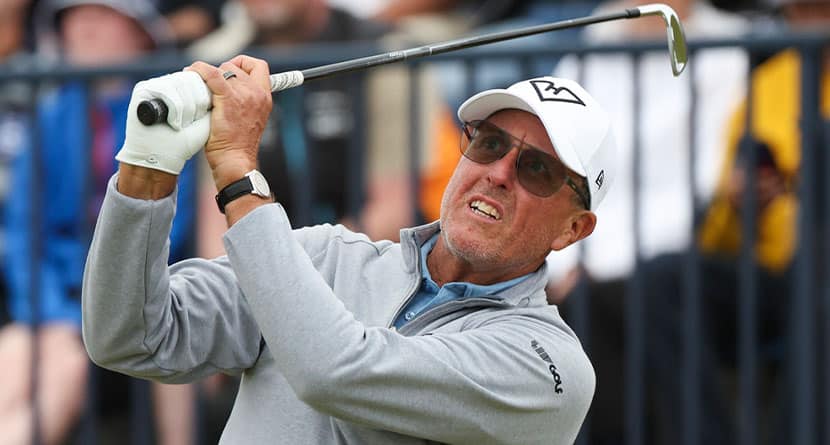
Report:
399,221,551,308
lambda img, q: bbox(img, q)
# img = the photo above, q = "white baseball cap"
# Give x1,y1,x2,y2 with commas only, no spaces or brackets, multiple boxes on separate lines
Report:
457,76,616,211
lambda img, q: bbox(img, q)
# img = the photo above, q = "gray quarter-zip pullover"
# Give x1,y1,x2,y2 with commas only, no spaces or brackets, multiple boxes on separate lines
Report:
82,175,595,444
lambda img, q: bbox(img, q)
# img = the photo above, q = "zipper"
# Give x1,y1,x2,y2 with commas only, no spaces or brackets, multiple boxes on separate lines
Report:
387,273,422,329
386,231,427,329
397,297,512,336
388,229,515,333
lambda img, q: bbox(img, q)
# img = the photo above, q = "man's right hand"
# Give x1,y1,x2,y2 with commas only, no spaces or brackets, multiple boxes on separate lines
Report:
186,55,273,192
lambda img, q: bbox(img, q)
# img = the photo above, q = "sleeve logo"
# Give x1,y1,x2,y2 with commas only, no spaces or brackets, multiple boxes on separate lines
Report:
530,80,586,107
531,339,564,394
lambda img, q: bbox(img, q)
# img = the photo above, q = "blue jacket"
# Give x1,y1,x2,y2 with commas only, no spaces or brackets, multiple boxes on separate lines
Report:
5,82,196,325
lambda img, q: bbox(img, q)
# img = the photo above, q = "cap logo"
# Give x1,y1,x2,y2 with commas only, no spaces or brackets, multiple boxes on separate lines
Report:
595,170,605,189
530,80,586,107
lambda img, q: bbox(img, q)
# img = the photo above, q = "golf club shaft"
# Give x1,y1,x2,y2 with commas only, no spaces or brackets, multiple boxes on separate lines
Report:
137,7,644,126
294,8,639,83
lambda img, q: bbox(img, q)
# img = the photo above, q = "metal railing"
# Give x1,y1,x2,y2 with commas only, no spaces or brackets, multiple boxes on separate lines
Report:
1,31,828,444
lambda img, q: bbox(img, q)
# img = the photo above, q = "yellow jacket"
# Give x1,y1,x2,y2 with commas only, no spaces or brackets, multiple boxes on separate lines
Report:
699,49,830,272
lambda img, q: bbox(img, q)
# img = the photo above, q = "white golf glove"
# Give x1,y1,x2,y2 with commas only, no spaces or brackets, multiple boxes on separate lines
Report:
115,70,211,175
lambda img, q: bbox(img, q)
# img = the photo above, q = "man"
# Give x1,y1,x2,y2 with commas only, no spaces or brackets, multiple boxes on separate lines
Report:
82,56,616,443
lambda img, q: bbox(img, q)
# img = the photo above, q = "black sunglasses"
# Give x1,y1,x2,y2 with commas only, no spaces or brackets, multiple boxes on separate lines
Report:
461,120,590,209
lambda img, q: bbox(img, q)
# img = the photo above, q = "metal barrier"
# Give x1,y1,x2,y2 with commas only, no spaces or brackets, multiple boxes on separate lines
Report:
1,32,828,444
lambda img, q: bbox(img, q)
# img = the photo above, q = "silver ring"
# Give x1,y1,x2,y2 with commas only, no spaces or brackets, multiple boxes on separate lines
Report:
222,70,237,80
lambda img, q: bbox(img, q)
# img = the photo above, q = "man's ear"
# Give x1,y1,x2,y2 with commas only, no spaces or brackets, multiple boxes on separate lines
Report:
550,211,597,251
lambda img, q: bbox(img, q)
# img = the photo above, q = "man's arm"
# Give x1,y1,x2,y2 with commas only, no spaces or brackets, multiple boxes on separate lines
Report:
83,68,267,381
82,173,263,382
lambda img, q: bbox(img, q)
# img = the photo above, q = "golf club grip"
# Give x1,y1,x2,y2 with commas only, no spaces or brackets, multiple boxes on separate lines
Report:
136,70,306,126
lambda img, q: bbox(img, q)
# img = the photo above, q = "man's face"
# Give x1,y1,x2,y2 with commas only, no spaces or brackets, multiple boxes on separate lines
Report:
60,5,151,66
439,109,587,273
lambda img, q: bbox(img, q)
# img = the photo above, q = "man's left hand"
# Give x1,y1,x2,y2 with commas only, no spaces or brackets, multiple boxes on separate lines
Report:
116,71,212,175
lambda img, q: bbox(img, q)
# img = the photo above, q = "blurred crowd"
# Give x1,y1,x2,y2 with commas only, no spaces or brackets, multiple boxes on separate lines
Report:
0,0,828,444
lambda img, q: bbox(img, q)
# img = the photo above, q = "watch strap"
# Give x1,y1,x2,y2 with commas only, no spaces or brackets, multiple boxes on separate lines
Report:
215,176,254,214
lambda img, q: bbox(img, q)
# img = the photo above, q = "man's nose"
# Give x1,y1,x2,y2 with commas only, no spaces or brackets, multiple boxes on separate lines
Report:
486,145,520,189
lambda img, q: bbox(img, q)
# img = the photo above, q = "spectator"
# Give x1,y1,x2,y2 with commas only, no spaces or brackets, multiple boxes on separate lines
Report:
326,0,489,27
0,1,197,444
0,0,31,59
157,0,225,47
0,0,32,322
342,0,461,22
549,0,749,289
431,0,601,112
0,0,32,399
645,0,829,442
369,0,477,40
359,0,586,29
544,0,750,442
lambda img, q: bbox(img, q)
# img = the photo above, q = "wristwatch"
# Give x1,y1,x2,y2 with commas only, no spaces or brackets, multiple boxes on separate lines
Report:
215,169,272,214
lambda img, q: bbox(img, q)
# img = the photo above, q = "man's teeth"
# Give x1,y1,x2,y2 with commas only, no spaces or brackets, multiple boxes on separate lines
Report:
470,200,501,220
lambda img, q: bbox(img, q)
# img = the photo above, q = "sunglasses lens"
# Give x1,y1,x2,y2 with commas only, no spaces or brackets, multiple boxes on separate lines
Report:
516,149,565,197
464,123,510,163
460,120,568,198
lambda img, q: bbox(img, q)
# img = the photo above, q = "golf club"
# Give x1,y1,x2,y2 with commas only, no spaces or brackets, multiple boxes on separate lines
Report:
137,2,688,126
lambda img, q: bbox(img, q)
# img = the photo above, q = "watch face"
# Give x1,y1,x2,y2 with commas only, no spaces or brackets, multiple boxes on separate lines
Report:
247,170,271,197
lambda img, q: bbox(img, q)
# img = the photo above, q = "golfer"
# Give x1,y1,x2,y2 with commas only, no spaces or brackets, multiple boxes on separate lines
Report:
82,55,616,444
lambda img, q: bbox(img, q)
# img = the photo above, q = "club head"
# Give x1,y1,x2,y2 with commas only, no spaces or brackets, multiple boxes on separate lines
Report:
637,3,688,76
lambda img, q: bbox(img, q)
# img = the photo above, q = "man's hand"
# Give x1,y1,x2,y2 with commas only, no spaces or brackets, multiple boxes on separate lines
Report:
116,71,212,175
186,56,273,191
115,56,272,205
